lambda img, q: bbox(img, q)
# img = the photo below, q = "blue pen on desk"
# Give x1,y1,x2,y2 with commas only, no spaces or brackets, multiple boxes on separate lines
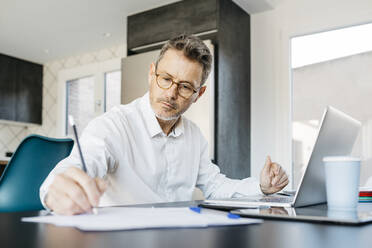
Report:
68,115,98,215
189,207,241,219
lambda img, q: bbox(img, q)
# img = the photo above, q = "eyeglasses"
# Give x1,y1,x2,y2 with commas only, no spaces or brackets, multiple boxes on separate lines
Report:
155,71,199,99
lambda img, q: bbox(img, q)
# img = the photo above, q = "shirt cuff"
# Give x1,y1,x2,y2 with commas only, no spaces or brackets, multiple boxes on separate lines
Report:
39,189,52,212
232,177,262,198
39,173,57,213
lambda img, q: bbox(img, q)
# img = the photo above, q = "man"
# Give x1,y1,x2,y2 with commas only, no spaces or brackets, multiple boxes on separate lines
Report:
40,34,288,215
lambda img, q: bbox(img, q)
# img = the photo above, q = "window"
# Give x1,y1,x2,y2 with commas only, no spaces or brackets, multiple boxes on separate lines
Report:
66,76,95,136
58,58,121,137
291,23,372,188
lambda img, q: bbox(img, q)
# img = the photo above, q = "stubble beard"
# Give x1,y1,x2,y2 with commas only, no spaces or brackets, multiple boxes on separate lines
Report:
155,112,180,121
153,101,189,121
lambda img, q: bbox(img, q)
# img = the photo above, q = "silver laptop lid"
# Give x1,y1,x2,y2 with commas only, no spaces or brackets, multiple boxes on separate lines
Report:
293,106,361,207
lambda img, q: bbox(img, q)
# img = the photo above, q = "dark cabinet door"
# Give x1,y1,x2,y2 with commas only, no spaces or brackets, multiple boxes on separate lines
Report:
0,54,42,124
15,60,42,124
0,55,17,121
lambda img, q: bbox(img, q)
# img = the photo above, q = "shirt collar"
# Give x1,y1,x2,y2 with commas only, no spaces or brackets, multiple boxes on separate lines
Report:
140,92,184,138
169,117,184,138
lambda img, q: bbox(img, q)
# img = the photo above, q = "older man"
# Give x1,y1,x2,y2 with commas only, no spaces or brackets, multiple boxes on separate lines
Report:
40,34,288,215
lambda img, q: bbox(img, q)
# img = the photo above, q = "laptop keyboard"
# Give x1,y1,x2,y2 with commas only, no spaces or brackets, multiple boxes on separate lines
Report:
258,196,293,203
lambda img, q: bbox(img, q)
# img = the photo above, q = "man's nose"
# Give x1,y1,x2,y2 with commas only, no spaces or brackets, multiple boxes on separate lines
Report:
165,83,178,99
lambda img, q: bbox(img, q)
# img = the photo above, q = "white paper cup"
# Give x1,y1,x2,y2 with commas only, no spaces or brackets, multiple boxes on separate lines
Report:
323,156,361,210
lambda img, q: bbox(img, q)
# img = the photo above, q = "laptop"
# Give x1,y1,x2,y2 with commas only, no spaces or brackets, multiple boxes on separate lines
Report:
201,106,362,209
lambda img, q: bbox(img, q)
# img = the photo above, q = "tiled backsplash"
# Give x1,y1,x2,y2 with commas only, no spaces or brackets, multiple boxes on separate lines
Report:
0,125,29,156
0,44,125,156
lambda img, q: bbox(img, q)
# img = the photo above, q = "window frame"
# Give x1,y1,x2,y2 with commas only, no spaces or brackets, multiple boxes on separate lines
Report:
57,58,121,137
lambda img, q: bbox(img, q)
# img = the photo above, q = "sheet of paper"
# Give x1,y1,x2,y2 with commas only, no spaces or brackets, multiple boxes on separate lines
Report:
22,207,262,231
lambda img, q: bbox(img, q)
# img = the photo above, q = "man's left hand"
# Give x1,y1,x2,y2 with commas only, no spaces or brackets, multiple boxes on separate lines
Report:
260,156,289,195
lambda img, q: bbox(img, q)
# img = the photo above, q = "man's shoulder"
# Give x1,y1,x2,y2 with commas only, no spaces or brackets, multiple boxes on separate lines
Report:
182,116,202,134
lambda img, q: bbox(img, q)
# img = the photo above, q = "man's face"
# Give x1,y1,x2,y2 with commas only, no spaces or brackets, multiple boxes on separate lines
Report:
148,49,206,121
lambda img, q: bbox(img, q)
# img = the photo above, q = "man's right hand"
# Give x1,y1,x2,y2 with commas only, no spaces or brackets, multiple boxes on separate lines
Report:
45,167,107,215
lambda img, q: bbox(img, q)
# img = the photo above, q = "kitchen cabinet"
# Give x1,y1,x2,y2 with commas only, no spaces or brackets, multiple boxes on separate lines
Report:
0,54,42,125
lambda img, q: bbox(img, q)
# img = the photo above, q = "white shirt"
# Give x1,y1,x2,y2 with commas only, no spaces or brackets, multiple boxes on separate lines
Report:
40,93,261,207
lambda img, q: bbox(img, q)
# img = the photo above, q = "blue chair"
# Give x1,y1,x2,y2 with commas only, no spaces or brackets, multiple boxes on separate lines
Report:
0,134,74,212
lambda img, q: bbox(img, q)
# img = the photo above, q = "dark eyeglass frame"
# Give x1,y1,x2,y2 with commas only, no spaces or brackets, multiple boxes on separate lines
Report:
154,70,200,99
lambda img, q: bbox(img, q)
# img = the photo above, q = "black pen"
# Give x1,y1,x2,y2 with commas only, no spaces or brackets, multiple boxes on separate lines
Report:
68,115,98,214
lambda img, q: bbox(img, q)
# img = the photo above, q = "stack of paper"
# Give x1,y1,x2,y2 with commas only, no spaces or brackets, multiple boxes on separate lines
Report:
22,207,262,231
359,187,372,202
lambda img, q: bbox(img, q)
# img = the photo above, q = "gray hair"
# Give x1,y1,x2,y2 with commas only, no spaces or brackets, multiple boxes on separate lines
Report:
155,34,212,86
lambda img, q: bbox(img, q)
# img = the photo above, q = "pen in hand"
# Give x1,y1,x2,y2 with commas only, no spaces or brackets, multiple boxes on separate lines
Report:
68,115,99,215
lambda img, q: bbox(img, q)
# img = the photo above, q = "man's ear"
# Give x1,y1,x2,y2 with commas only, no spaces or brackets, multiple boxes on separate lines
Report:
193,85,207,103
148,63,155,86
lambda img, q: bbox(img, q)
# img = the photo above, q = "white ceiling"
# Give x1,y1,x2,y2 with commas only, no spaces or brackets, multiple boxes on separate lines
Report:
0,0,277,64
0,0,179,64
232,0,279,14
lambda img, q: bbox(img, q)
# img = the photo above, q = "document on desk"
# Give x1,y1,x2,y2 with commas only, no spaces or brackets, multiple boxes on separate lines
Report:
22,207,262,231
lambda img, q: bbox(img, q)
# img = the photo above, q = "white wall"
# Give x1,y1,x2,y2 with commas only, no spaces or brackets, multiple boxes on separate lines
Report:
250,0,372,188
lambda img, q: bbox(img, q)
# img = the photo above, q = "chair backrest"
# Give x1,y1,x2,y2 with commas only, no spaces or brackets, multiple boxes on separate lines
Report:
0,134,73,212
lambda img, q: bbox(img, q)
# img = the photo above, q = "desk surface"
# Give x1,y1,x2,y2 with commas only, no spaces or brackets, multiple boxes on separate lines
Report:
1,201,372,248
